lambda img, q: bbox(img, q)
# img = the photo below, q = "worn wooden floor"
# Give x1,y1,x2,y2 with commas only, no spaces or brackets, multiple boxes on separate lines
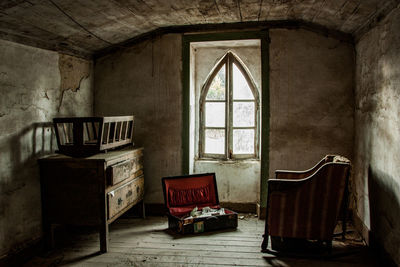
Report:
25,215,381,267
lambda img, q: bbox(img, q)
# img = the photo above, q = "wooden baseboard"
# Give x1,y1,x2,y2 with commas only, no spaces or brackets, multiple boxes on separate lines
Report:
220,202,256,213
353,212,397,267
256,203,266,219
0,238,42,267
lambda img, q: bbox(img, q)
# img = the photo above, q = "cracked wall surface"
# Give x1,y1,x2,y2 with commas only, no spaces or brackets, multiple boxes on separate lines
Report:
0,39,93,259
354,5,400,265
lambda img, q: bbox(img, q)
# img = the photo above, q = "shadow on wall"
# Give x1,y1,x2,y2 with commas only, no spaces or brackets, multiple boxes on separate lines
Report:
368,166,400,266
0,122,55,255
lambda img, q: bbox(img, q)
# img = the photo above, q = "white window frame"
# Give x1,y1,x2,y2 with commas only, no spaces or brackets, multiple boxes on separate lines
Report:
199,52,260,160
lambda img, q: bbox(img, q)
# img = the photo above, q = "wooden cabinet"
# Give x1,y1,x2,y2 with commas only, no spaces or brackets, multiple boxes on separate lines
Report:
39,147,144,253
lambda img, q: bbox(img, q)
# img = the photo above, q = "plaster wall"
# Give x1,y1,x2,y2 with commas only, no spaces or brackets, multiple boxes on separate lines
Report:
191,43,261,203
94,28,354,206
0,39,93,258
354,6,400,265
94,34,182,204
269,29,354,177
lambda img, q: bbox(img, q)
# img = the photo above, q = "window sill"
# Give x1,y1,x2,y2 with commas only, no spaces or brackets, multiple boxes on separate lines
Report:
195,158,260,164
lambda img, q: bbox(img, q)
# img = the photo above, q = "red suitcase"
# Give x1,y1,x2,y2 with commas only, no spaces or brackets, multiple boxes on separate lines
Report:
162,173,238,234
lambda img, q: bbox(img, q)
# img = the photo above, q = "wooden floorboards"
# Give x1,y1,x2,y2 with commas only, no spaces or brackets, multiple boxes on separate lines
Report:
24,215,381,266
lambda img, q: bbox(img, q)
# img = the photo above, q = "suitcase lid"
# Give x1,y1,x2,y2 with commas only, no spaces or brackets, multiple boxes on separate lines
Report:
162,173,219,217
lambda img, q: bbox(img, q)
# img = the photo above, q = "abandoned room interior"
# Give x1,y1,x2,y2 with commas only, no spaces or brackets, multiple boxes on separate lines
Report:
1,0,400,266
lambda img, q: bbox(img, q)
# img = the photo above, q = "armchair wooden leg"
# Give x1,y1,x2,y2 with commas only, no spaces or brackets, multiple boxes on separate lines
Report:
141,200,146,219
261,187,271,253
342,167,350,240
326,240,332,254
261,234,269,252
342,220,347,240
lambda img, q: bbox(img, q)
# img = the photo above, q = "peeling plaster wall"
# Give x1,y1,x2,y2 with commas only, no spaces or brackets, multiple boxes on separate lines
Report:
269,29,354,177
354,6,400,265
94,34,182,204
0,39,93,258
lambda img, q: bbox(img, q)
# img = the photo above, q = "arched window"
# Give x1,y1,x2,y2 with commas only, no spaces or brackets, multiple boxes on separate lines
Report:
199,52,260,160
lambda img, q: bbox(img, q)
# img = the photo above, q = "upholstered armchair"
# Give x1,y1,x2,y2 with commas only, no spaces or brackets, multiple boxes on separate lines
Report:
261,155,351,252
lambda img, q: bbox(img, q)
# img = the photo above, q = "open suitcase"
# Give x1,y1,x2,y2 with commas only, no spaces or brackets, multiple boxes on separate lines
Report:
162,173,238,234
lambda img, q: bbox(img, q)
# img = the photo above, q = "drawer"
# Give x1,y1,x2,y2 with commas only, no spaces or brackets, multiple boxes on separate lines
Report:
108,154,143,185
107,175,144,219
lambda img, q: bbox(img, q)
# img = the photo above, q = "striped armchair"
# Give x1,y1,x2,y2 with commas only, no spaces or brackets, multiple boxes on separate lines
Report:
261,155,351,252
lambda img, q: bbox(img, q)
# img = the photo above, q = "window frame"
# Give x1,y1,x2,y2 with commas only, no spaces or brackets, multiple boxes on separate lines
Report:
199,52,260,160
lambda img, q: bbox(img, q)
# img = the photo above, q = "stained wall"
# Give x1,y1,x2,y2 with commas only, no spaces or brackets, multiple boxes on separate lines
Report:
0,39,93,258
95,29,354,207
94,34,182,204
354,5,400,265
269,28,354,176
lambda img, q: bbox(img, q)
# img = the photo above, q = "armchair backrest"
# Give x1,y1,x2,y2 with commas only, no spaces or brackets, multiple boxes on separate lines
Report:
274,155,350,180
267,160,351,241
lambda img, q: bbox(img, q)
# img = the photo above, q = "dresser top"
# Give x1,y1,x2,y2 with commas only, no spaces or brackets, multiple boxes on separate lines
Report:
39,146,143,163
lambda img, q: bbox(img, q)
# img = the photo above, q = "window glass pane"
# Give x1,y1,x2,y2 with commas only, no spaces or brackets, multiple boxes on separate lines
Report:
233,102,255,127
233,129,254,154
205,102,225,127
206,65,226,100
233,63,254,100
205,129,225,154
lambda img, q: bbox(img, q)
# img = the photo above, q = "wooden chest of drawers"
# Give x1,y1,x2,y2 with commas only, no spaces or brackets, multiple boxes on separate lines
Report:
39,147,144,252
